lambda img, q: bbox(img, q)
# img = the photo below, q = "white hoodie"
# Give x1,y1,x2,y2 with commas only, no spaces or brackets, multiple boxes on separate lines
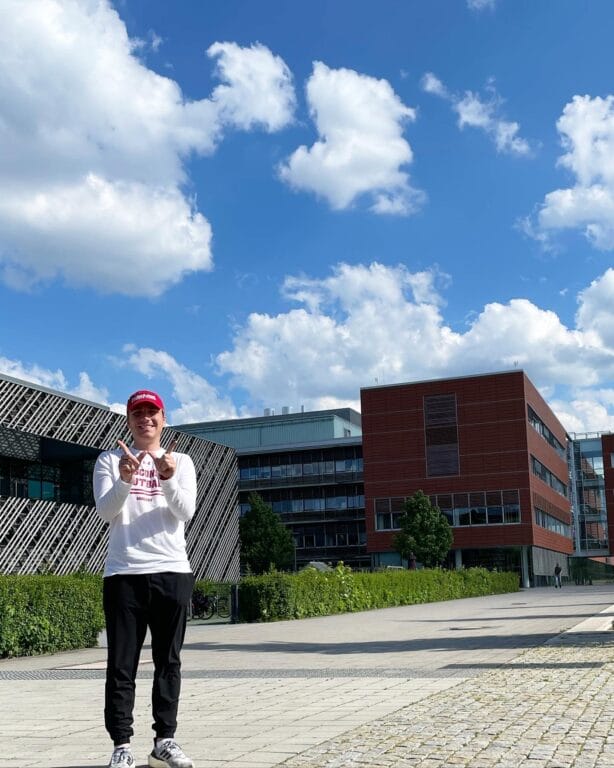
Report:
93,447,196,577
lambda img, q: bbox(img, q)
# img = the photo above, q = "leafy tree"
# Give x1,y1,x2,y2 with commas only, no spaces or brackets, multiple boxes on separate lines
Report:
392,490,453,568
239,492,295,574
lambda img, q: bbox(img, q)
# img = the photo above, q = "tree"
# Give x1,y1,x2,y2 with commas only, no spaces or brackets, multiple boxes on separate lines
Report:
239,492,295,574
392,490,453,568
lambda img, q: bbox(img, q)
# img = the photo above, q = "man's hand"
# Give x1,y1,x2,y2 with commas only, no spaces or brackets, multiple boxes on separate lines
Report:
152,438,178,480
117,440,146,483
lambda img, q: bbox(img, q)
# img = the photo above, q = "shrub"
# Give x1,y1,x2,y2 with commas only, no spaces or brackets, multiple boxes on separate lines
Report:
0,572,104,658
238,566,519,622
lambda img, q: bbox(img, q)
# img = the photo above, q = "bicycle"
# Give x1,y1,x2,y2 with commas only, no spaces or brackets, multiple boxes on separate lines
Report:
191,592,231,620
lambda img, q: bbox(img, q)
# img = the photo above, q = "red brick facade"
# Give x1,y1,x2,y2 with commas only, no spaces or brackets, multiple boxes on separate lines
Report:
361,371,573,567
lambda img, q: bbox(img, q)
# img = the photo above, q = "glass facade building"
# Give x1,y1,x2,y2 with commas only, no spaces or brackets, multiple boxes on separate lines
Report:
177,410,369,570
568,434,610,555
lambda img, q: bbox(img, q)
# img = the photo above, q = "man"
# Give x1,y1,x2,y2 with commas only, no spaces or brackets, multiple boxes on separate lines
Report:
554,563,562,588
93,390,197,768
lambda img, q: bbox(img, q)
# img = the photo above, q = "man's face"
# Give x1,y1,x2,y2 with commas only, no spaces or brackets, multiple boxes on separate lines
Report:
127,404,165,448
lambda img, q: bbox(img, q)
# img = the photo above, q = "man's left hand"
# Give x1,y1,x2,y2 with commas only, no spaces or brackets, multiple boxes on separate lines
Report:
152,439,178,480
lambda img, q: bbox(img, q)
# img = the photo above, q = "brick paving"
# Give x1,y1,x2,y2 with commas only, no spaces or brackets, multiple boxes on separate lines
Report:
281,631,614,768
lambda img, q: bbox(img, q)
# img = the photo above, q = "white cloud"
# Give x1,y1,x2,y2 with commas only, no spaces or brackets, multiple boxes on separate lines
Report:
549,392,614,434
0,356,70,392
0,1,295,296
576,268,614,349
279,62,423,214
422,73,530,156
217,262,614,432
0,175,212,296
420,72,449,99
532,95,614,249
467,0,498,10
0,356,110,405
208,41,295,132
122,345,238,424
3,259,614,434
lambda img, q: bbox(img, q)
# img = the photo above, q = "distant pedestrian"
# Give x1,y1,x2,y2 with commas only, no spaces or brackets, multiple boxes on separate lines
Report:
94,390,197,768
554,563,562,588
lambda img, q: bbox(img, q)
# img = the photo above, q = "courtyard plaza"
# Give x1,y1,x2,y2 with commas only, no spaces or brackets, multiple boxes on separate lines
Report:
1,584,613,768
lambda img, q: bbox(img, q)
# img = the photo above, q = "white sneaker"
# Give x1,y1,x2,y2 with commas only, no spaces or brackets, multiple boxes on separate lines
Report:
109,746,135,768
148,738,194,768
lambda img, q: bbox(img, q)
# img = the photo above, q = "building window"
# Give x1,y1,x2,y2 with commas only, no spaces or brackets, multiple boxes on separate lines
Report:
424,394,459,477
374,497,405,530
527,406,566,458
534,507,570,537
531,455,567,497
375,489,520,530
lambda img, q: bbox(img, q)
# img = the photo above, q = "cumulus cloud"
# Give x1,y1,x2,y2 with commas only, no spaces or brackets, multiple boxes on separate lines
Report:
531,95,614,249
122,345,238,424
0,356,111,406
4,259,614,433
208,41,295,131
279,62,423,215
421,72,530,156
0,176,212,295
576,268,614,349
0,344,238,423
0,0,295,296
217,262,614,431
549,392,614,434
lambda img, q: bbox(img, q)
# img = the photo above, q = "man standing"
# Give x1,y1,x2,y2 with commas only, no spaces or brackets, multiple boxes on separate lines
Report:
94,390,197,768
554,563,562,588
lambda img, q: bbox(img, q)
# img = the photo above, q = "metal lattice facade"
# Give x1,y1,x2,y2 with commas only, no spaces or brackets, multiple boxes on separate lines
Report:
0,374,239,580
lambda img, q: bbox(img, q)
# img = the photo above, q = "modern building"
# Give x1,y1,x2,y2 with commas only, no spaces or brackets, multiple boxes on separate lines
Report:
360,370,574,587
604,434,614,555
566,431,614,580
0,373,239,579
176,409,369,570
568,433,610,556
4,368,611,584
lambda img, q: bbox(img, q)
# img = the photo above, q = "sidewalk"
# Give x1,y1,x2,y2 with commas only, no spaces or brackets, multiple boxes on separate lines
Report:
1,584,613,768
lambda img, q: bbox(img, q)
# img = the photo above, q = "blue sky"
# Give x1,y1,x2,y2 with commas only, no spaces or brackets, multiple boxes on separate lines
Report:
1,0,614,432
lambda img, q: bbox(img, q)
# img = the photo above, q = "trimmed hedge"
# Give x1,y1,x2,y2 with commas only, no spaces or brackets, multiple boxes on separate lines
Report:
0,573,104,658
238,565,519,622
0,567,519,656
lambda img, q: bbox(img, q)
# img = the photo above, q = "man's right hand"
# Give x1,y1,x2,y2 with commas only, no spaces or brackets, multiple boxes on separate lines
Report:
117,439,146,483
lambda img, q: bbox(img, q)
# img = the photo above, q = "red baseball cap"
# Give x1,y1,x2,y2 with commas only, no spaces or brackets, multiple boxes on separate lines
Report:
126,389,165,413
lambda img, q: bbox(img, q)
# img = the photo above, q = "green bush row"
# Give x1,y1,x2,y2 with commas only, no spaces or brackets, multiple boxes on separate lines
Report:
238,565,519,622
0,572,105,658
0,567,518,656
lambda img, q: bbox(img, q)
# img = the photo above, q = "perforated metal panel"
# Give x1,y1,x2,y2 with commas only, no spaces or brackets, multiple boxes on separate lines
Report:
0,374,239,580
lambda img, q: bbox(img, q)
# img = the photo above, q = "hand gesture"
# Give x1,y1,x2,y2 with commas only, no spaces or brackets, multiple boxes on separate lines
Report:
151,438,178,481
117,440,146,483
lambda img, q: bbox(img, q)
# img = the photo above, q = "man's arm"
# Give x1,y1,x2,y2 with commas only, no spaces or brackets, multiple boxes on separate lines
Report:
93,450,132,523
160,453,197,522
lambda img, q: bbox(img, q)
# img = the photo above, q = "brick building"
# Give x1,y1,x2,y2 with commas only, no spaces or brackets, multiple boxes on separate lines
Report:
361,370,573,586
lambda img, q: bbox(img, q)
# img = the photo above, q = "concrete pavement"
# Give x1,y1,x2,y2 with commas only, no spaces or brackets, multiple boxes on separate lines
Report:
1,584,613,768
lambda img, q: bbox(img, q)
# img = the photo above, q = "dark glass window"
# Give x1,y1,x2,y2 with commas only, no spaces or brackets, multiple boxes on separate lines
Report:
424,394,459,476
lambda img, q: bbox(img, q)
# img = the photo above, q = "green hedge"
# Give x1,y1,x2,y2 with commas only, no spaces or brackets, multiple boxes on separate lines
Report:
0,573,104,658
0,567,519,656
238,565,519,622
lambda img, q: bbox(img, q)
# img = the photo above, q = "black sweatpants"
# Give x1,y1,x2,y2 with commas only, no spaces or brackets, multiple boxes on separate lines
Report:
103,572,195,745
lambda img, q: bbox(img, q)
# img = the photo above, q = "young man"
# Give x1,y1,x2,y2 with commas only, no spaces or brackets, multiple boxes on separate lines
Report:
93,390,197,768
